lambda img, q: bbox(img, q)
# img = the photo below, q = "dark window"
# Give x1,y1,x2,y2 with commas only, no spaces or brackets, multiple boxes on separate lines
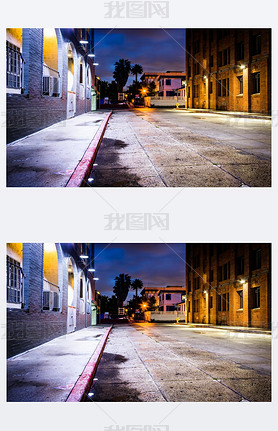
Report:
188,300,191,313
166,305,175,311
194,85,199,98
218,52,222,67
80,61,83,84
252,72,260,94
188,66,191,77
165,79,171,85
209,81,213,94
209,296,213,308
252,248,262,270
209,55,214,67
209,244,214,256
188,280,191,292
218,266,223,281
222,293,227,311
193,277,200,290
188,86,191,98
236,256,244,275
236,41,244,60
252,34,261,55
165,293,171,300
194,62,200,75
166,90,175,96
193,39,200,54
217,295,222,311
252,287,260,308
223,49,227,65
237,75,243,94
223,262,230,280
194,299,200,312
222,79,226,96
227,78,229,96
209,269,214,282
193,254,200,269
217,80,222,97
238,290,243,308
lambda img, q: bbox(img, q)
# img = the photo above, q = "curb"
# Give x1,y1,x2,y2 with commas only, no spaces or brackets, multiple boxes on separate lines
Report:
175,323,271,335
175,108,271,120
66,326,112,402
66,111,112,187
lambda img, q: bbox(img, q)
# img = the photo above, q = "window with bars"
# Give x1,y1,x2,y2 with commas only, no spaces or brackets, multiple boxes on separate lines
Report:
6,256,24,305
6,41,24,90
252,72,260,94
237,75,243,94
252,287,260,308
237,290,243,309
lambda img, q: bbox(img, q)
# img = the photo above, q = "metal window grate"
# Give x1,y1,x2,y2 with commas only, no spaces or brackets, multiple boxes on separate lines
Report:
43,279,60,311
6,42,24,89
7,256,24,304
43,64,60,97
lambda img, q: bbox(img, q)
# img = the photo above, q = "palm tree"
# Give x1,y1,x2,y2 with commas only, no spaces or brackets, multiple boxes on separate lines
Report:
131,278,143,306
113,273,131,307
113,59,131,93
131,64,143,83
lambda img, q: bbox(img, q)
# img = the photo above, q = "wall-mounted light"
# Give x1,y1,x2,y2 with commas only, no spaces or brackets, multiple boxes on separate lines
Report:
240,64,246,70
88,53,95,57
80,254,88,259
88,268,95,272
93,63,99,66
80,40,88,44
239,279,246,284
204,75,207,79
93,277,99,281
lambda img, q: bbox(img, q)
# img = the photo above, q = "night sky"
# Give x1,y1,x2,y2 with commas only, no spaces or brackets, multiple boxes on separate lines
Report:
94,29,185,86
94,243,185,300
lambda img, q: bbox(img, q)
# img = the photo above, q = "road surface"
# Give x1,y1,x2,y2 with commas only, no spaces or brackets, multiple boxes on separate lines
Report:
87,323,271,402
88,108,271,187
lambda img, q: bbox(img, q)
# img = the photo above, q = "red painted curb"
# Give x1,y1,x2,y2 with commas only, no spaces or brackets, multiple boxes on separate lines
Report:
66,111,112,187
66,326,112,402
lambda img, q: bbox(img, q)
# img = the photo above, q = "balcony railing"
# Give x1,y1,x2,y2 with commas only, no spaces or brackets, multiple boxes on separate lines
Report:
7,258,24,305
43,279,60,311
43,64,60,97
6,42,24,90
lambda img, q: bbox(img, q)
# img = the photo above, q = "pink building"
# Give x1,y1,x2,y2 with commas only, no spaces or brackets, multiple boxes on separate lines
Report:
158,286,186,312
158,72,186,97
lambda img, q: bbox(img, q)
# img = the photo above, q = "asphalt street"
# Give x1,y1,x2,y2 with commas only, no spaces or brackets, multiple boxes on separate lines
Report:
89,108,271,187
88,323,271,402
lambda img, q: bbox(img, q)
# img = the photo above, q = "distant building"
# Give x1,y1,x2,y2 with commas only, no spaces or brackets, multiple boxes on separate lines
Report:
158,71,186,97
185,29,271,114
158,286,186,311
185,244,271,328
141,72,160,92
6,28,97,143
6,243,98,357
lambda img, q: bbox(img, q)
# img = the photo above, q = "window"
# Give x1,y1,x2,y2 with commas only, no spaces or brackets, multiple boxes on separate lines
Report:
188,280,191,292
222,79,226,96
237,75,243,94
222,293,227,311
188,300,191,313
166,90,175,96
7,256,23,305
252,72,260,94
252,34,261,55
223,262,230,280
209,269,214,282
236,256,244,275
217,80,222,97
80,59,84,84
209,296,213,309
218,52,222,67
165,293,171,300
193,277,200,290
188,86,191,98
194,62,200,75
194,299,200,312
237,290,243,309
165,79,171,85
193,39,200,54
217,295,222,311
209,81,213,94
188,66,191,77
166,305,175,311
252,248,261,270
223,48,230,65
6,41,23,90
236,41,244,60
218,266,223,281
193,254,200,269
252,287,260,308
209,55,214,67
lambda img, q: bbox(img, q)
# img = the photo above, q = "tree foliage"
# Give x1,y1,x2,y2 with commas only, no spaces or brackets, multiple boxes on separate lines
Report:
113,59,131,92
131,64,143,83
113,273,131,307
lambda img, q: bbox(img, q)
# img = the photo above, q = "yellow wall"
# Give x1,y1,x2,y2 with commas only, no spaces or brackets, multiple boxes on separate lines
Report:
6,28,22,48
7,243,23,263
43,243,58,285
43,28,58,71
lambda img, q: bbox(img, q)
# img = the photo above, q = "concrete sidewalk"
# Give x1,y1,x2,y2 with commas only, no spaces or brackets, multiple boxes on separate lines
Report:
176,322,271,335
7,111,110,187
176,108,272,120
7,325,110,402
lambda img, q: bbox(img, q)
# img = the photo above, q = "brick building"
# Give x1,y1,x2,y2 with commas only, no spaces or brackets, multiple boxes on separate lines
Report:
185,244,271,329
6,243,99,357
185,29,271,114
6,28,97,143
